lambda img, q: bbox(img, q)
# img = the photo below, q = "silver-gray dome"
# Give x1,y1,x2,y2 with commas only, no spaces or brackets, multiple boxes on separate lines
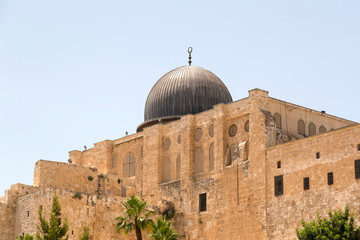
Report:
140,65,232,130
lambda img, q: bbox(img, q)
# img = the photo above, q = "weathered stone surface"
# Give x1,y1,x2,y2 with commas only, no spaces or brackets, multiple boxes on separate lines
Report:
1,89,358,240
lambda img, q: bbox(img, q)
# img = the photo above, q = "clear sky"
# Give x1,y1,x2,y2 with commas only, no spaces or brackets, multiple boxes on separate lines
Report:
1,1,359,196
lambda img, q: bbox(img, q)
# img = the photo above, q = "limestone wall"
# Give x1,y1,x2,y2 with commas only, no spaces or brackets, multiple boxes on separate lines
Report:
265,124,360,239
34,160,99,195
12,188,131,240
267,98,355,138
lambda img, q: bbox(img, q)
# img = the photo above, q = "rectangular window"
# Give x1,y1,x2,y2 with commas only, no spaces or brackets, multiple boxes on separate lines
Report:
274,175,283,196
316,152,320,159
328,172,333,185
303,177,310,190
355,160,360,179
199,193,207,212
277,161,281,169
357,144,360,151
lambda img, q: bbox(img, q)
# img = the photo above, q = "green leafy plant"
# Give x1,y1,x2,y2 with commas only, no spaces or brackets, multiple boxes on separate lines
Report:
73,192,82,200
296,205,360,240
17,234,34,240
36,194,69,240
79,226,90,240
115,195,154,240
149,216,178,240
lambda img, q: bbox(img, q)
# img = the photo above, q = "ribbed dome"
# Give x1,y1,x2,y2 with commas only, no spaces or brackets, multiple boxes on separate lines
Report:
138,65,232,131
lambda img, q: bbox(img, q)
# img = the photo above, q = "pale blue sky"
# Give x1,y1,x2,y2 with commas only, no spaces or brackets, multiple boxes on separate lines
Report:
1,1,359,195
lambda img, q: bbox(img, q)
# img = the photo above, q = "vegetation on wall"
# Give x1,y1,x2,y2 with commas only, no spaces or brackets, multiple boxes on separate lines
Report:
296,205,360,240
17,234,34,240
78,226,90,240
36,194,69,240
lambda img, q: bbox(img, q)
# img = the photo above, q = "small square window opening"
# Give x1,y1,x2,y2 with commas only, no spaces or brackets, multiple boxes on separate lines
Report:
274,175,283,196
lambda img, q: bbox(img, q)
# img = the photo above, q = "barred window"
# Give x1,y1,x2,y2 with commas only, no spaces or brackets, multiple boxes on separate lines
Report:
199,193,207,212
274,175,283,196
328,172,333,185
355,160,360,179
303,177,310,190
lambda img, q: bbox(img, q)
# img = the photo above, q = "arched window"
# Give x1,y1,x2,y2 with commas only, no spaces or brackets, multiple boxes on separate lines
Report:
209,144,214,171
162,158,171,182
298,120,305,135
124,152,135,178
194,148,203,174
319,125,326,134
309,122,316,136
112,153,118,168
274,113,282,129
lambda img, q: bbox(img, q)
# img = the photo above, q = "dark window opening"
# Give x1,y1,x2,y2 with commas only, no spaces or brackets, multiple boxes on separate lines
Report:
72,230,74,235
303,177,310,190
117,179,121,184
27,211,30,217
357,144,360,151
277,161,281,169
274,175,283,196
316,152,320,159
355,160,360,179
199,193,207,212
328,172,333,185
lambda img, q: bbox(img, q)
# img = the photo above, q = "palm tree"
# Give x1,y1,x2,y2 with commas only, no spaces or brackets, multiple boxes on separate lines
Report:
149,217,178,240
115,195,154,240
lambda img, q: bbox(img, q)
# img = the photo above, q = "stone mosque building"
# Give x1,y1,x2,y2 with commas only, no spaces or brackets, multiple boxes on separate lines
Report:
1,49,360,240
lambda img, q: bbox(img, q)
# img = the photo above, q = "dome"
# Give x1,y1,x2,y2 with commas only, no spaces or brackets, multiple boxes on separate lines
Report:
137,65,232,132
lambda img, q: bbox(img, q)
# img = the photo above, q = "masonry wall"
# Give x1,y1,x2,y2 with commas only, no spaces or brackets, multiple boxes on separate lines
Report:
267,98,355,138
12,188,131,240
265,124,360,240
3,89,360,240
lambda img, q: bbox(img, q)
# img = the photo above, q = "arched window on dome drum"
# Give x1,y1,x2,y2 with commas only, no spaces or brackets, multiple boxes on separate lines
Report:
162,157,171,182
194,148,203,174
274,113,282,129
124,152,135,178
298,120,305,136
309,122,316,136
209,144,215,171
319,125,326,134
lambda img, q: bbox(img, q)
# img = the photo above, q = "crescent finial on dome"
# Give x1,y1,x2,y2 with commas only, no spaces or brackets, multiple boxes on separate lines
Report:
188,47,193,66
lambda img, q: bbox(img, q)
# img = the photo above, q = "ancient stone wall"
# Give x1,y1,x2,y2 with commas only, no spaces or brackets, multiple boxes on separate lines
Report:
265,124,360,239
267,98,355,138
